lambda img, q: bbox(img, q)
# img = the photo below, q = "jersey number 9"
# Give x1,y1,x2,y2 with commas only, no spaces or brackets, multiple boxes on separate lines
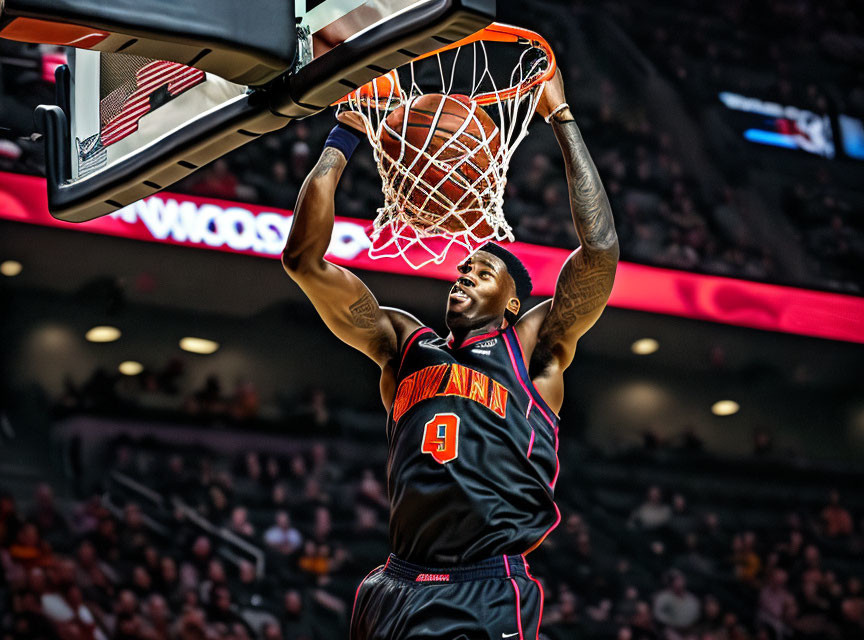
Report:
421,413,460,464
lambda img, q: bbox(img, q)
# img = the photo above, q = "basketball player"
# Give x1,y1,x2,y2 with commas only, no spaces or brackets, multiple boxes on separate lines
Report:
281,69,618,639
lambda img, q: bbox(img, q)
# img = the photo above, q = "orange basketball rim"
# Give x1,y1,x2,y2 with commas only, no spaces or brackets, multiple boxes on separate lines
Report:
334,22,557,269
334,23,557,109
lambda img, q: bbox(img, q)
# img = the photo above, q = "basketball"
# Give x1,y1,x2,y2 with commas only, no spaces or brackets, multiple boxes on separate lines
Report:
379,93,501,235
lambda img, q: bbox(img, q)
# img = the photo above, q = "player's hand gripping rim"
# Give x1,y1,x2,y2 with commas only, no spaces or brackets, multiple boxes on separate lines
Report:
535,69,572,124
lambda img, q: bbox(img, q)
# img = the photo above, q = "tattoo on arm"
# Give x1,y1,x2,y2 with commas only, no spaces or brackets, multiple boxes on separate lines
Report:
349,292,378,329
312,147,344,178
531,252,617,374
551,119,618,252
542,254,617,340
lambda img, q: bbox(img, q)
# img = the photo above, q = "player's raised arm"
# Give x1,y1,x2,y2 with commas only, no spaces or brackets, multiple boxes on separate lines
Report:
519,69,620,381
281,123,400,368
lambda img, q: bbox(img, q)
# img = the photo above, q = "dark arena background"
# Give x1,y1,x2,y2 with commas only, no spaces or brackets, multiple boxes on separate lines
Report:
2,1,864,640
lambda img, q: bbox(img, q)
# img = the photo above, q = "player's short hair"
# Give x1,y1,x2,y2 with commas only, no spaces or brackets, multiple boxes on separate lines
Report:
475,242,533,303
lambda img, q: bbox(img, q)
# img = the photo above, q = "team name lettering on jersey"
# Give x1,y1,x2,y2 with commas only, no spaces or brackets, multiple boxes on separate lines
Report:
392,363,508,423
415,573,450,582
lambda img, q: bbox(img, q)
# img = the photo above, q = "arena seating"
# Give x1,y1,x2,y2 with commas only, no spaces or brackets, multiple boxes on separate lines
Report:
3,403,864,640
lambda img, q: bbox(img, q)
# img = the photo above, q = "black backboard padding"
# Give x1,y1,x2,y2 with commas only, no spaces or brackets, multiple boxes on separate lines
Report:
277,0,496,117
36,96,288,222
34,0,497,222
3,0,295,84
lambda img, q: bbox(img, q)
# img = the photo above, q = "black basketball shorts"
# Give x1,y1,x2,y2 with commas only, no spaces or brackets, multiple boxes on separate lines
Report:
350,553,544,640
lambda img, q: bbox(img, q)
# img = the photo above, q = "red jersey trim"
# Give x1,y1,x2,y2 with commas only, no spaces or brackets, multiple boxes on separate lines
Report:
523,556,545,640
397,327,434,377
509,327,560,421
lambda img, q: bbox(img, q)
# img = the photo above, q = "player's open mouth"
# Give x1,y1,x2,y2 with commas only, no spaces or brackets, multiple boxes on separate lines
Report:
449,285,471,306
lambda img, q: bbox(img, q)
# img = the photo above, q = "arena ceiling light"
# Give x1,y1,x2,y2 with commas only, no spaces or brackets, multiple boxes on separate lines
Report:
118,361,143,376
631,338,660,355
179,337,219,355
712,400,740,416
0,260,22,276
85,325,121,343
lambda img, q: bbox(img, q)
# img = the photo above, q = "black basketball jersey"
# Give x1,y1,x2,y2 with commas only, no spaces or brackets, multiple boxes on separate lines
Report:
385,325,561,565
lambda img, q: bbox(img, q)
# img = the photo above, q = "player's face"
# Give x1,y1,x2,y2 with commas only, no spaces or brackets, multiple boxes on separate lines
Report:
446,251,514,331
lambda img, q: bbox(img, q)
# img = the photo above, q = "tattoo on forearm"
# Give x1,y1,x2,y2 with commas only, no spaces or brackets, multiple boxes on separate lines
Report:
312,147,344,178
349,292,378,329
551,120,618,251
529,120,619,375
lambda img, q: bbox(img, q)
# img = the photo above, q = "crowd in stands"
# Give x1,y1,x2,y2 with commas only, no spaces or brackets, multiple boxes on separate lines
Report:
56,363,266,427
53,362,347,438
1,2,862,292
3,413,864,640
599,0,864,291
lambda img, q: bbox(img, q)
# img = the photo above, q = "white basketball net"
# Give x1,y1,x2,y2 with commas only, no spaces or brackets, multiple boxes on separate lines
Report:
337,28,553,269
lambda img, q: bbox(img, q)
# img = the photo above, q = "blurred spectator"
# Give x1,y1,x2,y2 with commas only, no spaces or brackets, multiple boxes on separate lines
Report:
732,532,762,587
294,388,332,432
233,560,268,609
204,486,231,524
820,490,854,538
180,536,212,589
757,568,794,637
693,595,723,637
841,578,864,637
87,517,121,566
0,492,21,547
187,159,240,201
206,585,251,633
800,545,823,586
298,542,332,577
698,512,728,558
262,621,284,640
346,504,389,571
356,469,389,512
228,381,260,422
184,376,227,420
155,556,182,608
199,560,228,606
677,533,715,575
160,456,193,499
652,570,701,637
309,443,339,487
797,578,836,637
775,530,804,575
70,496,105,538
141,593,171,640
668,494,698,544
28,484,68,544
281,588,315,640
629,486,672,530
545,586,579,625
630,600,659,639
227,507,255,538
7,521,51,570
129,565,154,600
118,503,151,561
263,510,303,556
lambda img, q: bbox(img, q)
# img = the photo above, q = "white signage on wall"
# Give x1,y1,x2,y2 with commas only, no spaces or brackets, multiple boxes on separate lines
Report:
110,196,372,260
